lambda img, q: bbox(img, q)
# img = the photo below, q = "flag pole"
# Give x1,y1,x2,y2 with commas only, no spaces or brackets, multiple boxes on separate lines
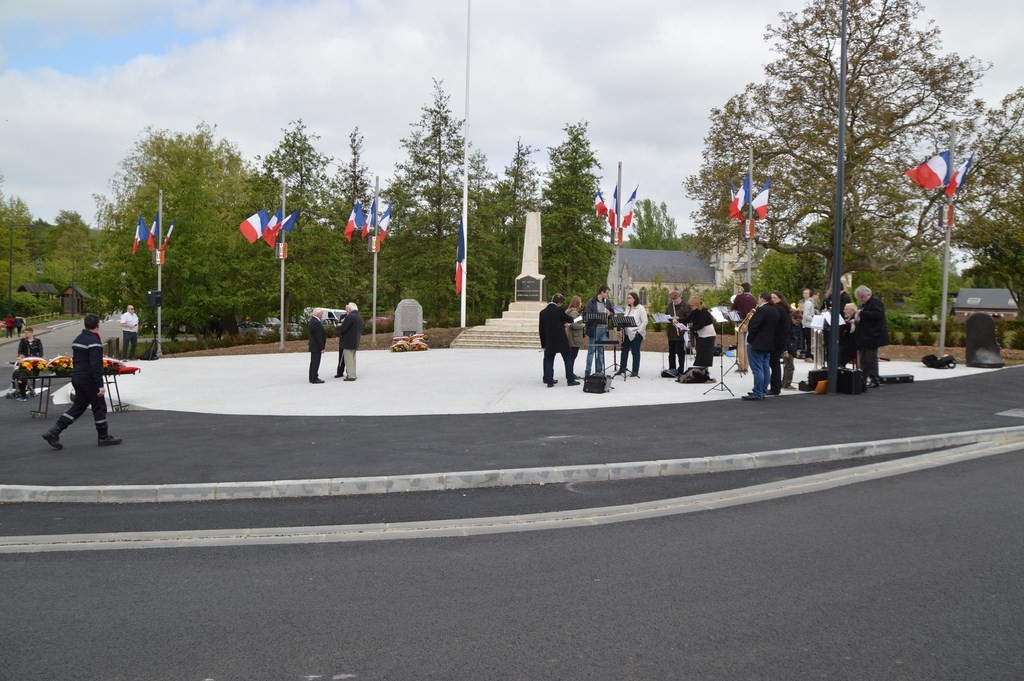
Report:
746,148,753,287
615,162,623,302
279,178,286,351
938,126,956,358
156,189,163,359
372,176,380,347
826,0,849,394
459,0,471,328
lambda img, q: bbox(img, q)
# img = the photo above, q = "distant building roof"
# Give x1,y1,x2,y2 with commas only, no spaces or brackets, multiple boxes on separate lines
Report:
60,284,91,299
952,288,1016,313
618,248,716,286
17,283,58,295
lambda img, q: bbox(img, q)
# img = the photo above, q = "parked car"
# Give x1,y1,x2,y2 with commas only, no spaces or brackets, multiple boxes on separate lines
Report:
238,321,272,338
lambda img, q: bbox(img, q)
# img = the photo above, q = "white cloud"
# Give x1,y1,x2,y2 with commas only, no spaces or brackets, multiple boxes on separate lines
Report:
0,0,1017,234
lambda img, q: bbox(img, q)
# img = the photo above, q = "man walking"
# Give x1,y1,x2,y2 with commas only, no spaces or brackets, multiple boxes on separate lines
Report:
42,314,121,449
308,308,326,384
742,292,779,401
119,304,139,360
336,303,363,381
539,294,579,388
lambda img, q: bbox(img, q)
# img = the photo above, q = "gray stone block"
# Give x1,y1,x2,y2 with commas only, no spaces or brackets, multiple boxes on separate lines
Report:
444,470,502,490
157,484,218,502
387,473,446,493
214,482,274,500
272,479,332,498
330,476,389,496
99,485,160,503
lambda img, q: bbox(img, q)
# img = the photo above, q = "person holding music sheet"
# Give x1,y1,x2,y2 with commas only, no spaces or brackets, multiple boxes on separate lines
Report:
539,294,579,388
614,292,648,378
665,291,690,373
685,294,716,370
565,295,586,379
584,285,615,376
854,285,888,388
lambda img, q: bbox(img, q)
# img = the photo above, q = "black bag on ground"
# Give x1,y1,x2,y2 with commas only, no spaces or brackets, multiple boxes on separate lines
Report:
677,367,711,384
660,368,679,379
836,367,865,395
583,373,610,393
922,354,956,369
138,343,158,361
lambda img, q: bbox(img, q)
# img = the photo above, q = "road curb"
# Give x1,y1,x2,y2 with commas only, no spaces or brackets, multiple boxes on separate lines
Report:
3,425,1023,504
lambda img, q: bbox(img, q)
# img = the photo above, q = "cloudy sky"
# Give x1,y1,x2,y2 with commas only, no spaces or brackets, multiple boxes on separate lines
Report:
0,0,1018,234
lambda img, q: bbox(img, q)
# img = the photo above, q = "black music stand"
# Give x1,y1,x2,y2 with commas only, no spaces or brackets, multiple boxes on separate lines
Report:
703,310,735,396
611,315,637,382
583,312,615,376
721,308,746,377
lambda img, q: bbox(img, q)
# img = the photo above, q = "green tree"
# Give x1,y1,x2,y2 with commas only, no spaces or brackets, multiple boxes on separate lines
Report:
624,199,679,250
331,126,376,308
0,177,37,314
955,87,1024,313
684,0,985,282
541,121,611,299
489,140,541,312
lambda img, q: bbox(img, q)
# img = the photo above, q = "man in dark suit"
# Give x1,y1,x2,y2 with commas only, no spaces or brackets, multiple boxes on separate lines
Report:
308,308,326,384
335,302,364,381
742,292,779,401
854,285,889,388
539,294,579,388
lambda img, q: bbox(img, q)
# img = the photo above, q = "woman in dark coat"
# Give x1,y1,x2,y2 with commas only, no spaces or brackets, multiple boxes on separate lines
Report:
768,291,792,395
685,295,716,370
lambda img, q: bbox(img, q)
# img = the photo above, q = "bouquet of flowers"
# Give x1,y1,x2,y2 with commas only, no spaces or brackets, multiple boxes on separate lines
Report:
18,356,48,375
409,333,429,351
389,334,430,352
389,336,411,352
102,356,125,375
47,355,74,376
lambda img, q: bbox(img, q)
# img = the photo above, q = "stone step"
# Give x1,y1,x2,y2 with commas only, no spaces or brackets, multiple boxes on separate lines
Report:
450,326,541,349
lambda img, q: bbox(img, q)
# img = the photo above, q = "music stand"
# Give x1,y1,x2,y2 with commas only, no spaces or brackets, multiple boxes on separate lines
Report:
583,312,615,376
611,315,637,381
703,307,735,396
721,307,746,377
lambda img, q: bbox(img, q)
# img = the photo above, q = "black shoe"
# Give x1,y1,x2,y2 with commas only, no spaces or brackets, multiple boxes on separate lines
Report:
334,374,344,378
98,435,122,446
767,390,780,396
572,374,581,380
630,371,639,378
545,382,555,388
741,394,763,401
42,430,63,450
613,370,626,376
311,378,325,384
567,380,580,386
344,377,356,382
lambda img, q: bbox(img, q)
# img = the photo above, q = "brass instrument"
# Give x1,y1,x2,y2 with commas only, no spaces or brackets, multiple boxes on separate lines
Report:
735,309,755,373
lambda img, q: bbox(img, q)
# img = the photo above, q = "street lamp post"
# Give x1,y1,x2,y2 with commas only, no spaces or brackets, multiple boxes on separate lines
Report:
7,223,34,317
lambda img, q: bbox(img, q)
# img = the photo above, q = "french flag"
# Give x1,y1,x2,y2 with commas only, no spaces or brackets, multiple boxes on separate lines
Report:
751,178,770,220
263,208,283,247
905,151,951,190
608,186,618,229
377,203,392,243
147,215,159,251
729,177,749,222
239,209,270,245
132,215,149,255
161,218,175,250
455,217,466,295
344,202,366,242
281,209,299,233
621,186,639,228
364,198,378,240
945,153,974,197
594,190,608,218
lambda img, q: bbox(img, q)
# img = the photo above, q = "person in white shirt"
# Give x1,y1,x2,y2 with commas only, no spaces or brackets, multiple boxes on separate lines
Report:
801,288,818,359
119,305,139,360
614,292,648,378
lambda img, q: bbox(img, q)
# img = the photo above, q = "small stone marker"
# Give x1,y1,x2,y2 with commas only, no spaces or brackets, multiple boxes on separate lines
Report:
394,299,424,336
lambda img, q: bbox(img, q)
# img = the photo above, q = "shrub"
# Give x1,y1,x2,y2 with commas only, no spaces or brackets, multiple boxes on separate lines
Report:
917,321,935,346
1011,326,1024,351
900,329,916,345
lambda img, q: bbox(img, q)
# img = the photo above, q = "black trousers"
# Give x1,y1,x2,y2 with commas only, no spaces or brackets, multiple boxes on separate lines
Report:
309,350,322,382
769,349,783,393
56,377,108,436
122,331,138,360
668,339,686,370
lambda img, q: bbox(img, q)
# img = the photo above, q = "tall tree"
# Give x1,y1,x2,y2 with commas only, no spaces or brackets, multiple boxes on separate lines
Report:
541,121,610,300
384,80,468,324
331,126,376,307
684,0,985,285
955,87,1024,312
624,199,680,250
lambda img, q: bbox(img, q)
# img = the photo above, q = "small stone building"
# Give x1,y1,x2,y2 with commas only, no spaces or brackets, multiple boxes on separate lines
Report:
609,248,717,305
951,288,1019,319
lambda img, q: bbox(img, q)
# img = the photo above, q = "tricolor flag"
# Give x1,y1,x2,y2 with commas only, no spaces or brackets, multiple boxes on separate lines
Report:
729,176,750,222
608,186,618,229
751,178,770,220
344,202,366,242
364,198,378,240
621,186,639,228
377,203,392,243
945,153,974,197
281,209,299,233
147,215,159,251
160,218,175,250
455,217,466,295
594,190,608,218
904,151,951,190
263,208,283,247
132,215,149,255
239,209,270,245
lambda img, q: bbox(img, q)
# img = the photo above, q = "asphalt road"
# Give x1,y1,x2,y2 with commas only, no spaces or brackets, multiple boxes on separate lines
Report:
2,450,1022,680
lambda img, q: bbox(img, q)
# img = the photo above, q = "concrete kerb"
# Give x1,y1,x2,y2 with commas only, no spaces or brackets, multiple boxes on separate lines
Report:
3,425,1023,504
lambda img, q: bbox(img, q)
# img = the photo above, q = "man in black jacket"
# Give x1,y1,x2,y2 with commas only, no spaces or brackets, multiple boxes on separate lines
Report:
335,303,363,381
539,294,579,388
854,285,889,388
308,308,326,384
742,293,779,401
584,285,615,375
42,314,121,449
665,291,690,373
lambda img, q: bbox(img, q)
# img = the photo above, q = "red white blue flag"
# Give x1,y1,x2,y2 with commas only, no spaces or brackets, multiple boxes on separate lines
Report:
345,202,366,242
263,208,283,247
621,186,639,228
945,153,974,197
455,218,466,295
160,218,175,250
594,190,608,218
132,215,149,255
377,203,392,242
239,209,270,244
281,209,298,233
751,178,770,220
729,176,750,222
905,151,951,190
147,215,160,251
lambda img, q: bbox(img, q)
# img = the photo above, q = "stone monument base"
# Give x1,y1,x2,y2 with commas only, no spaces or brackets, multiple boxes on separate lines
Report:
450,301,546,349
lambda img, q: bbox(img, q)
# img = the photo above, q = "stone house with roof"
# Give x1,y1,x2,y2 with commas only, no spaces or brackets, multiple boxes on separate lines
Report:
609,248,718,305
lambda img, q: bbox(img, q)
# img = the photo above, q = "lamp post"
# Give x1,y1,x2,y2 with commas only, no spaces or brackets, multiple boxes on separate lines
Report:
7,223,34,317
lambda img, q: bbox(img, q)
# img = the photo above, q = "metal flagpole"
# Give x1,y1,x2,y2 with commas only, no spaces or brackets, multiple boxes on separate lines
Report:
615,162,623,302
746,148,753,287
938,126,956,357
459,0,471,328
156,189,163,358
826,0,849,394
372,176,380,346
279,179,286,351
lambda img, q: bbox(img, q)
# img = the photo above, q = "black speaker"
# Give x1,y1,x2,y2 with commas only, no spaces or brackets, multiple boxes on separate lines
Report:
147,290,162,308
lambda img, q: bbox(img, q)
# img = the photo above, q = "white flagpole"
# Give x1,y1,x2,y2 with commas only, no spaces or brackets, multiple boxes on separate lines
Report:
372,176,380,347
746,147,753,287
279,178,286,351
460,0,471,328
156,189,163,358
938,126,956,357
614,162,622,302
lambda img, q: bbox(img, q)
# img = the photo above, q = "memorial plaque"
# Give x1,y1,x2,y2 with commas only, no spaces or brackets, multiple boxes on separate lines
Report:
394,298,424,336
515,276,543,302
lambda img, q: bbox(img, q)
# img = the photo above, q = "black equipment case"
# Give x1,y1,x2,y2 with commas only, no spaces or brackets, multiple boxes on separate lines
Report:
583,373,610,393
836,367,865,395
